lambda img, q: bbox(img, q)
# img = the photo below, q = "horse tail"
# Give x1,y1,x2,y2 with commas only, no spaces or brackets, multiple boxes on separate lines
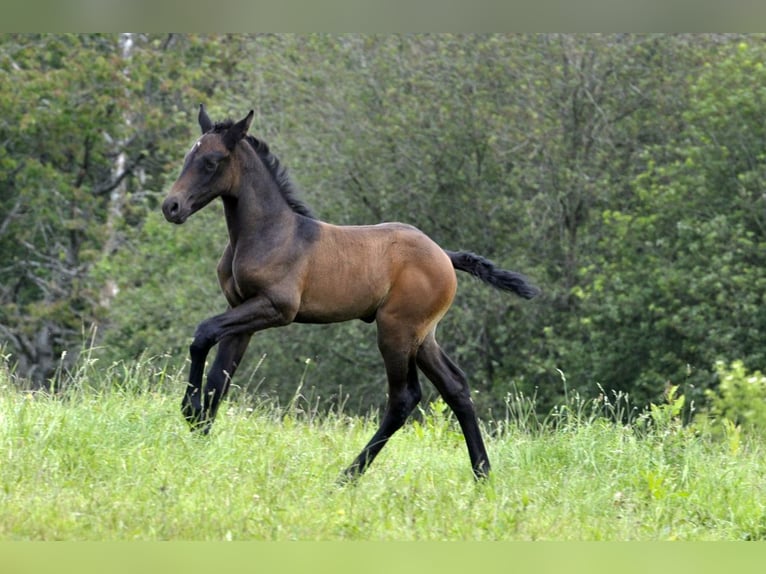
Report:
445,250,540,299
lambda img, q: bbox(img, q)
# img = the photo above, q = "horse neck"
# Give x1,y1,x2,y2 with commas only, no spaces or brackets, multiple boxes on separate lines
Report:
222,168,297,248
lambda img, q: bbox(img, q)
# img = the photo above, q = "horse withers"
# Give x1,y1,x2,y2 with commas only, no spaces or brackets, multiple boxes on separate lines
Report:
161,105,539,481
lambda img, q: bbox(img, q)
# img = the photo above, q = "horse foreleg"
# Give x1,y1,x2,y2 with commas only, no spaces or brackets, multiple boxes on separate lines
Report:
182,340,208,431
201,333,252,428
182,294,295,433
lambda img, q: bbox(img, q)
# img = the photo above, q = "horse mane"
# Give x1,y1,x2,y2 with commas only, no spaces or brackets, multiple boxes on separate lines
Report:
212,120,316,220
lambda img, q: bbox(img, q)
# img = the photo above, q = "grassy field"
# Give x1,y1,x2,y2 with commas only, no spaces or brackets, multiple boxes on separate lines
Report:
1,354,766,541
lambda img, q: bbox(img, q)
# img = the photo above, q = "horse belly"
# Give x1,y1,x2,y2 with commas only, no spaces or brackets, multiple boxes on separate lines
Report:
295,267,387,324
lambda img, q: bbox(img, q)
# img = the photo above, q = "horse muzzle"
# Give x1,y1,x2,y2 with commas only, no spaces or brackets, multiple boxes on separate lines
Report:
161,196,189,224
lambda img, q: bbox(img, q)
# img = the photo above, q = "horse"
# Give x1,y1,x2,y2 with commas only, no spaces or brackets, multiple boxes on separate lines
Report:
161,104,539,481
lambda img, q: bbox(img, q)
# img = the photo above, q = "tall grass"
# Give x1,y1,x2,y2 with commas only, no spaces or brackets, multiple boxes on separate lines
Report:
1,350,766,540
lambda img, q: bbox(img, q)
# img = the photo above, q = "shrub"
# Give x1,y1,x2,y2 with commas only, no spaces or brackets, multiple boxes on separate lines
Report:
698,360,766,438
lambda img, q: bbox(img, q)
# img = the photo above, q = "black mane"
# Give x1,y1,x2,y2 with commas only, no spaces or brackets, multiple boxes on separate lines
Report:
212,120,316,220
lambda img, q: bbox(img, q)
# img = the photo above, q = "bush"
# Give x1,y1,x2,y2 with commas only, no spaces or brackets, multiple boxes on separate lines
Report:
697,360,766,438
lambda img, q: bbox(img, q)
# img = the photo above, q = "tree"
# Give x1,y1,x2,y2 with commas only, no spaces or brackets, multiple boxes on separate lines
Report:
0,34,133,381
579,38,766,407
0,33,243,386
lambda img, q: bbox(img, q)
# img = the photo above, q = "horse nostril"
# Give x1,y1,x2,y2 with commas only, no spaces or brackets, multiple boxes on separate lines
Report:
162,198,180,221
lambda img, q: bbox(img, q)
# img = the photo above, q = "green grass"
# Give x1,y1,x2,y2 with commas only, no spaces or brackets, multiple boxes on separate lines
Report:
2,354,766,540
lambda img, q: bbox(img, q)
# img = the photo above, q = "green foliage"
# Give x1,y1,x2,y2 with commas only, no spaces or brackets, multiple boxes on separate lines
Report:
0,33,240,384
639,385,687,434
698,361,766,438
93,210,225,364
566,37,766,409
0,34,126,379
2,34,766,420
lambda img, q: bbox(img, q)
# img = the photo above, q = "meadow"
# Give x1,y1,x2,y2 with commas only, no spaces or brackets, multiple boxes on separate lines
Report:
1,353,765,541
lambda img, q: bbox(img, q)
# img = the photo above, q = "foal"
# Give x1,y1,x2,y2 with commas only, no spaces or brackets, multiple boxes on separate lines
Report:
162,105,539,480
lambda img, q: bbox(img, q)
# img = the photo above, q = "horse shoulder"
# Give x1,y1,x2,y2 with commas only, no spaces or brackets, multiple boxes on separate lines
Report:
216,243,243,307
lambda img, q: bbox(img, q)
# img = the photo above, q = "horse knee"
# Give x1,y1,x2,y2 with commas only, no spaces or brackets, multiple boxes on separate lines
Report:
190,325,216,359
189,317,218,358
389,382,421,423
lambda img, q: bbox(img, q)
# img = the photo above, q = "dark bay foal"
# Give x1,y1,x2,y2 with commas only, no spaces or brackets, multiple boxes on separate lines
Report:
162,105,539,481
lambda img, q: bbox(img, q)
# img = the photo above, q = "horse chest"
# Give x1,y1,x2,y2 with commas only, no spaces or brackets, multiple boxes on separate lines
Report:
228,264,261,301
225,250,295,303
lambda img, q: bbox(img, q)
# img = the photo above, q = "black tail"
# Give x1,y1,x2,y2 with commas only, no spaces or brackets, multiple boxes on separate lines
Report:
445,250,540,299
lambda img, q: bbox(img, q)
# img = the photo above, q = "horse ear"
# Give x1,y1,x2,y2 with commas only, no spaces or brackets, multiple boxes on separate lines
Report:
223,110,255,150
199,104,213,134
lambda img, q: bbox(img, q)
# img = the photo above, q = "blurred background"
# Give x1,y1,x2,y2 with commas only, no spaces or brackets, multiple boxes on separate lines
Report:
1,33,764,417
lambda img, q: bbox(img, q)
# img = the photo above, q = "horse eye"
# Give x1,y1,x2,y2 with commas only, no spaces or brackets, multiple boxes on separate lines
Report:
203,158,218,173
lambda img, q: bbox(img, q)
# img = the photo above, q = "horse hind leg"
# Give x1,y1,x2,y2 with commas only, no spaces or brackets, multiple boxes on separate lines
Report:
341,330,422,482
416,331,490,479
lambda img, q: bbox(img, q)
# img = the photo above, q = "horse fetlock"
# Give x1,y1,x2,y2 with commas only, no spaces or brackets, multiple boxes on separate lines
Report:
337,465,364,487
183,411,212,435
180,393,205,428
472,460,491,481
